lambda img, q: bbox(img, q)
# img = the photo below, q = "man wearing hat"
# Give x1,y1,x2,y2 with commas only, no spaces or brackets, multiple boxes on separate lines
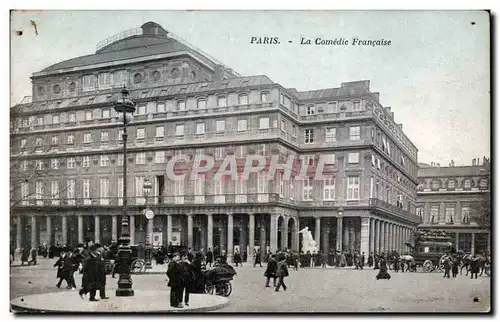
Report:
166,252,183,308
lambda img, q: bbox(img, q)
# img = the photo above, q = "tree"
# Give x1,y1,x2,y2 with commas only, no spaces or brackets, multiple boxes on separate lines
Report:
473,190,491,231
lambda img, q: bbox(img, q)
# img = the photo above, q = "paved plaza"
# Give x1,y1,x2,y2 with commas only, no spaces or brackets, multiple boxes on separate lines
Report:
10,258,490,313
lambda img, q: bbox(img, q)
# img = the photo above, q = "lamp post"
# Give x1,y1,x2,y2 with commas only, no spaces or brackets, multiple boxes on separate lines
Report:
114,87,136,297
143,178,154,269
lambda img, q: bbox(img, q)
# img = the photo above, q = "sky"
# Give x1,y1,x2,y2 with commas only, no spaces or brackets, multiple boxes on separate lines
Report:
9,10,490,167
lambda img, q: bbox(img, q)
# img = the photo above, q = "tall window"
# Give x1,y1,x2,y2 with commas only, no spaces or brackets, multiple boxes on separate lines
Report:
217,96,227,107
175,124,184,136
304,129,314,144
237,120,247,131
194,174,205,204
349,126,361,140
113,70,128,87
216,120,226,132
302,177,313,201
306,105,315,115
289,177,295,200
20,160,28,171
431,180,440,190
323,178,335,200
197,99,206,109
235,177,247,203
67,179,75,205
347,176,360,200
83,133,92,143
136,105,146,115
447,180,455,189
257,172,268,202
430,205,439,223
463,179,472,189
21,182,29,205
101,131,109,143
50,180,59,201
52,115,60,124
280,120,286,132
445,206,455,224
238,94,248,105
100,155,109,167
278,172,285,197
51,136,59,146
51,158,59,169
155,151,165,163
117,178,123,204
117,154,123,166
102,109,110,119
348,153,360,164
85,110,93,121
100,178,109,205
325,128,336,142
156,126,164,139
35,181,44,201
67,157,76,169
461,206,470,223
135,152,146,164
83,156,91,168
196,123,205,135
291,125,297,137
35,137,43,147
416,207,424,218
261,92,269,102
98,72,111,88
68,113,76,123
35,160,43,170
135,177,145,197
352,100,361,111
136,128,145,140
156,102,166,113
259,118,270,129
177,101,186,111
83,179,91,204
82,75,96,91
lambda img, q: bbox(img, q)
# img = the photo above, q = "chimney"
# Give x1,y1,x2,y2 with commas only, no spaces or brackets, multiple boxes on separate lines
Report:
214,65,225,81
483,156,486,165
472,158,476,166
384,107,391,115
372,92,380,102
437,163,440,167
451,160,455,167
340,80,370,90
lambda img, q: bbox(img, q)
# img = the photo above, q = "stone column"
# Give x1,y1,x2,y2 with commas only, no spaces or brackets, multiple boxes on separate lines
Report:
239,220,247,255
46,216,52,245
374,220,380,254
248,214,255,253
31,216,37,248
343,222,349,252
322,219,330,253
167,215,173,244
336,217,343,252
391,224,395,252
369,218,375,255
227,214,234,261
270,214,278,253
360,217,370,263
16,216,22,252
94,216,100,244
315,217,321,246
61,216,68,246
187,214,193,249
77,215,83,244
381,221,386,253
147,217,153,247
129,215,135,245
439,202,445,224
207,214,213,251
455,232,460,250
112,215,118,242
282,218,289,250
471,232,475,256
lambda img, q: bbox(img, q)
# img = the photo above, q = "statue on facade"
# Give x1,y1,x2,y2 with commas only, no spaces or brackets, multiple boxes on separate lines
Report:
298,227,319,253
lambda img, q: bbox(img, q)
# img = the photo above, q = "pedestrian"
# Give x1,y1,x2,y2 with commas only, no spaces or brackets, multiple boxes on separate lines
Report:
179,254,194,307
28,246,37,266
166,252,183,308
321,252,327,268
376,257,391,280
253,250,262,268
470,257,480,279
275,254,289,292
443,256,451,279
360,252,365,270
79,245,103,301
206,248,213,267
54,252,69,288
368,252,373,267
451,257,459,278
264,254,278,288
234,250,243,267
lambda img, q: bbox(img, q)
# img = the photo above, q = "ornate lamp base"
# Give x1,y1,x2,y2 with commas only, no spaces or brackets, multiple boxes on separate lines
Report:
116,236,134,297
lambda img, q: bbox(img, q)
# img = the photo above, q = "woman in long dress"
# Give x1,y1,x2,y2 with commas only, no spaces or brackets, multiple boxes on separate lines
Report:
376,257,391,280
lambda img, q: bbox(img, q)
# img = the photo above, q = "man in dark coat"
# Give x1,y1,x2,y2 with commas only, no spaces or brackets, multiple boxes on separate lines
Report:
79,245,104,301
360,252,366,270
179,254,194,306
368,252,374,267
376,257,391,280
206,248,213,267
264,254,278,287
275,254,289,292
54,252,69,288
167,253,183,308
96,250,108,299
442,256,451,278
451,256,459,278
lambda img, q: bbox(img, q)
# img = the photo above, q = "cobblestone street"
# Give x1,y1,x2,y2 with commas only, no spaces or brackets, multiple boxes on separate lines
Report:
10,259,490,313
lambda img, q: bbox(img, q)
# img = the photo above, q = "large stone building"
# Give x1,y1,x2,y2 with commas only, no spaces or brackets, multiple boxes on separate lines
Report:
10,22,421,260
416,158,491,255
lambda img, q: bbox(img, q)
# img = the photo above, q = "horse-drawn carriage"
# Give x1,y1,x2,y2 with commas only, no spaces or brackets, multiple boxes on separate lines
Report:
201,263,237,297
403,230,453,273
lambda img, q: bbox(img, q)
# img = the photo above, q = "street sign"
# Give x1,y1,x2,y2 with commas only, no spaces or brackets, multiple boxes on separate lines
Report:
144,209,155,220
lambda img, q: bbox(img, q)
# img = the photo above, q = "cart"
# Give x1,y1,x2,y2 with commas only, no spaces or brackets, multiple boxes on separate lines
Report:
405,230,453,273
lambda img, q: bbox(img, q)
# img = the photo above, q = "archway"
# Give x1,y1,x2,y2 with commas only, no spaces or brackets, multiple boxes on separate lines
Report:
287,217,296,250
277,215,285,252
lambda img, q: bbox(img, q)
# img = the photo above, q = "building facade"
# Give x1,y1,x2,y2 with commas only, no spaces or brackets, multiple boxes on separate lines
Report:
416,158,491,255
10,22,421,260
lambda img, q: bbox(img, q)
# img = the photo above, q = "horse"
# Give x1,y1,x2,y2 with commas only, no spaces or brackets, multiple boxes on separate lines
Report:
459,252,474,275
399,255,415,272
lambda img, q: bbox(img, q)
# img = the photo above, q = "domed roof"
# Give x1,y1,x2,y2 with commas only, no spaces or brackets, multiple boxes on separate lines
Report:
40,22,207,73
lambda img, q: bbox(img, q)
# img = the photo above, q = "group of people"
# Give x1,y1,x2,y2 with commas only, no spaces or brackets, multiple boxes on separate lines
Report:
263,253,290,291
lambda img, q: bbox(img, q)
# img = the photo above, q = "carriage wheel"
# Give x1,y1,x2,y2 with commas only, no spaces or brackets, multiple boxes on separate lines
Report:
204,281,214,294
131,259,145,273
222,281,232,297
423,260,434,273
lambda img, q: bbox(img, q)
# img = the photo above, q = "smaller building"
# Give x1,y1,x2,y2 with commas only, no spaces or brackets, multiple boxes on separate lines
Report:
416,157,491,255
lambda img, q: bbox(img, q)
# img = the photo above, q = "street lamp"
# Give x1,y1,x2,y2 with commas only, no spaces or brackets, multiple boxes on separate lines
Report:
143,178,154,269
114,87,136,297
